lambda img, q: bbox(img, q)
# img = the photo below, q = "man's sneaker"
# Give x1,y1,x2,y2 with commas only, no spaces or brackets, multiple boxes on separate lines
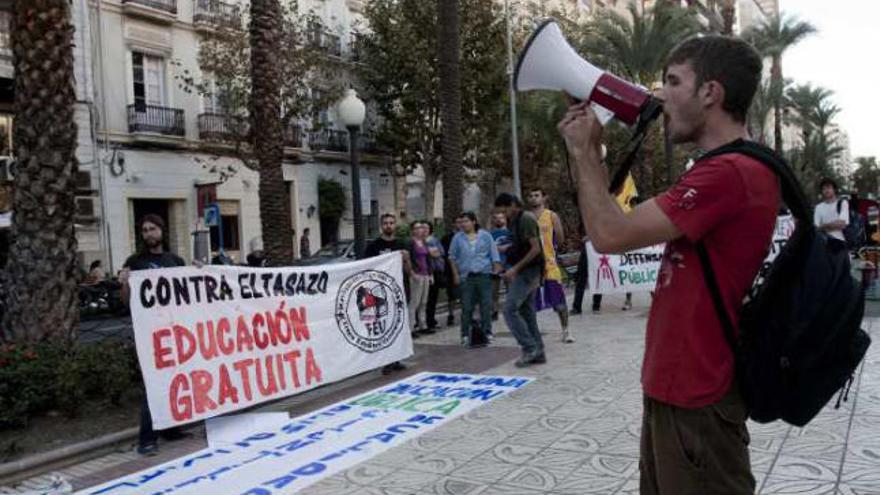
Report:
137,441,158,456
562,329,575,343
515,351,547,367
622,300,633,311
411,331,421,339
461,336,470,346
531,352,547,364
421,328,437,335
571,308,582,315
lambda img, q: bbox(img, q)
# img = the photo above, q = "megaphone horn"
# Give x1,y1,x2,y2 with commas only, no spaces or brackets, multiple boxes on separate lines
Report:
514,19,659,128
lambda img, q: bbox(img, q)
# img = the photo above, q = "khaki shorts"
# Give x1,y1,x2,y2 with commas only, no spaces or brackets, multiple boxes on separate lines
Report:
640,389,755,495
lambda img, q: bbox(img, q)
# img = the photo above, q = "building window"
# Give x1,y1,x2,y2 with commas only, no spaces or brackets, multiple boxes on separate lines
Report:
201,77,227,114
210,214,240,252
0,11,11,53
311,88,329,127
132,51,166,109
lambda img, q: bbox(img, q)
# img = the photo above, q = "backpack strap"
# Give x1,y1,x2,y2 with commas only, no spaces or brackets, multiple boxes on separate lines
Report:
696,242,739,352
693,139,811,351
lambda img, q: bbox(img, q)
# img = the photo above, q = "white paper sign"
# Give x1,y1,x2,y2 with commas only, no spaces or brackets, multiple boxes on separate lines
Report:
129,252,412,429
586,242,665,294
76,372,532,495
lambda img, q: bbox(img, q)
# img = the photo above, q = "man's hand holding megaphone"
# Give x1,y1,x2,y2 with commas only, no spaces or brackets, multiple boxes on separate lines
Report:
558,96,607,185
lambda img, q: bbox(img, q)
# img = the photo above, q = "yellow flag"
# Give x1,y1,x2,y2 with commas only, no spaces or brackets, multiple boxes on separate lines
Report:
615,174,638,213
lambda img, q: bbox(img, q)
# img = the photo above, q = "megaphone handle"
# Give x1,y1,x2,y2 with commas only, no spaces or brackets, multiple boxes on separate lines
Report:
608,131,648,195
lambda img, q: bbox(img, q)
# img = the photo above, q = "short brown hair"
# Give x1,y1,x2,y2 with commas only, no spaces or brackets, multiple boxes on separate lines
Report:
140,214,166,234
666,36,762,123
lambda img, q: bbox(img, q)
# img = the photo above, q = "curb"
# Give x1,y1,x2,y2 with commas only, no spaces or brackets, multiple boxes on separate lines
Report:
0,427,138,486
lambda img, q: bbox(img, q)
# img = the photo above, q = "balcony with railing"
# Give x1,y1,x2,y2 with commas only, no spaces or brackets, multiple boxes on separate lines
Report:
359,133,382,154
128,104,185,137
308,25,343,58
309,129,348,153
193,0,242,29
198,113,248,142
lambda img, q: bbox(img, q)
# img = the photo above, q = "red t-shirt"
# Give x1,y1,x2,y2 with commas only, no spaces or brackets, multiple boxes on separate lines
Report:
645,152,780,409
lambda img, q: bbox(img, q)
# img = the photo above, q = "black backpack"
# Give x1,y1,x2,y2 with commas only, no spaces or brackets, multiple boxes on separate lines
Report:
838,199,867,250
696,140,871,427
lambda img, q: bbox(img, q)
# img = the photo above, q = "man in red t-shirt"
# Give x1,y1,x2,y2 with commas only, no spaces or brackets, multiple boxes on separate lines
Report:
559,37,773,494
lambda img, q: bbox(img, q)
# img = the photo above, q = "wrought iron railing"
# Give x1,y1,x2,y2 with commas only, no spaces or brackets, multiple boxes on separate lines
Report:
122,0,178,14
127,104,185,136
309,129,348,152
198,113,248,142
193,0,241,27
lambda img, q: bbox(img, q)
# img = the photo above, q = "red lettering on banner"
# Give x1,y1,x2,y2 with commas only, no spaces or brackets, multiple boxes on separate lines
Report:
170,373,192,421
196,321,219,360
305,347,322,385
236,316,255,353
290,307,311,342
233,358,255,401
174,325,197,365
275,352,287,390
252,313,269,350
283,350,302,388
217,364,239,406
255,355,279,397
153,329,175,369
217,317,234,355
191,370,217,414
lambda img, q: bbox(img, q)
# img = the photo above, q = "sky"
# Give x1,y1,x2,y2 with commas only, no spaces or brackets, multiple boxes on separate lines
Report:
780,0,880,160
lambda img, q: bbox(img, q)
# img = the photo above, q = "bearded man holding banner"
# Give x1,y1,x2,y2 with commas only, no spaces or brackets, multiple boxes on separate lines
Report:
559,37,774,494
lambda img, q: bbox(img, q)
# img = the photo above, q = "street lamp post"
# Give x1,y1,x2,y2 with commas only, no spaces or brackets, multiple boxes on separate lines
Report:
337,88,367,259
505,0,521,197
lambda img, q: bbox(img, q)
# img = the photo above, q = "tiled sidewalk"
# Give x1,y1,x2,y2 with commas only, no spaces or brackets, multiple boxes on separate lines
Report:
300,293,880,495
5,293,878,494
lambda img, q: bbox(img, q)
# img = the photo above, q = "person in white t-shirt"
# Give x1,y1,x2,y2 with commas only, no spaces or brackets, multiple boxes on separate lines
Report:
814,177,849,245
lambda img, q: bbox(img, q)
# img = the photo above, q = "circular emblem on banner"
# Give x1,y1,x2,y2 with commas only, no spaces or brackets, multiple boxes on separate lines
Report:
335,270,406,353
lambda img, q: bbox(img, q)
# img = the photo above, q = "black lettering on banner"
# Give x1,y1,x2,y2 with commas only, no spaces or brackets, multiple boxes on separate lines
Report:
156,277,171,306
240,273,253,299
173,277,190,306
189,275,205,303
140,279,155,308
205,276,219,303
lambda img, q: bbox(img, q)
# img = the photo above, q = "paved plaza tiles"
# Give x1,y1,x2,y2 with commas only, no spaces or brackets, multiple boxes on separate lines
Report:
301,293,880,495
3,293,879,494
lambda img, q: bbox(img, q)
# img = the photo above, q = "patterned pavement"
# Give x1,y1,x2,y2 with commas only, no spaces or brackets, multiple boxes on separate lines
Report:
299,292,880,495
4,292,879,494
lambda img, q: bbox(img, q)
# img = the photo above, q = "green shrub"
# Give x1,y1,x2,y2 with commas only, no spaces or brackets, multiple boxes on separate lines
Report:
0,340,142,429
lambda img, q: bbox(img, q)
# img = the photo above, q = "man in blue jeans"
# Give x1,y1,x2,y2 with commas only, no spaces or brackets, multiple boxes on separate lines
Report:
495,193,546,367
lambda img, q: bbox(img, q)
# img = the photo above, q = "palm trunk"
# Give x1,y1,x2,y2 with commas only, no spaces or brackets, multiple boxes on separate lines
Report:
721,0,736,35
772,55,784,155
2,1,80,342
423,165,437,222
250,0,293,264
437,0,463,228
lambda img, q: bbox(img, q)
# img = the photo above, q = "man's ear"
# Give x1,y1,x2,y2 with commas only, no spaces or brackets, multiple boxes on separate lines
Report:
701,80,725,109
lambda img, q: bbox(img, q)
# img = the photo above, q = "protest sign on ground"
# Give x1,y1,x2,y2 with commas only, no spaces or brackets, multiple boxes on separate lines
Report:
77,372,532,495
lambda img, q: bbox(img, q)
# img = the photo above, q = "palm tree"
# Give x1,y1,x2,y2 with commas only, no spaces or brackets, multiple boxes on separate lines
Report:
720,0,736,35
2,1,79,342
579,1,702,193
250,0,293,263
744,14,816,154
786,83,832,146
437,0,463,227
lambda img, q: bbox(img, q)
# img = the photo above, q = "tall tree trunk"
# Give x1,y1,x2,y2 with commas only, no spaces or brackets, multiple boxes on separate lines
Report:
772,55,784,155
437,0,463,228
2,1,80,342
250,0,293,264
423,165,436,223
721,0,736,35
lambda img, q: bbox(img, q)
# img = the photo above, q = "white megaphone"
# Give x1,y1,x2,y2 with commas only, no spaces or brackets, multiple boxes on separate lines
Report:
515,19,661,128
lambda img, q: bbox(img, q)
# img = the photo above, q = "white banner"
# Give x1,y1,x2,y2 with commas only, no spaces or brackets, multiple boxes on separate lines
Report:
586,242,665,295
585,215,795,295
77,372,532,495
129,252,413,429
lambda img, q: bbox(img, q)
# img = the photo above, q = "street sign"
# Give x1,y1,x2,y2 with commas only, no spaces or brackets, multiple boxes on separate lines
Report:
204,203,221,227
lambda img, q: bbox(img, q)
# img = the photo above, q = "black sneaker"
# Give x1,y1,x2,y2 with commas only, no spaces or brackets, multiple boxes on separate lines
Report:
532,352,547,364
137,441,158,456
446,316,455,327
411,331,421,339
571,308,582,315
421,328,437,335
